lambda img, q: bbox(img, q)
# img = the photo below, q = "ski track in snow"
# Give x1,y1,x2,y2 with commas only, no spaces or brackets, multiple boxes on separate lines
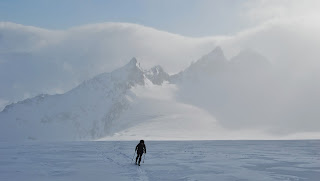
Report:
95,141,149,181
1,140,320,181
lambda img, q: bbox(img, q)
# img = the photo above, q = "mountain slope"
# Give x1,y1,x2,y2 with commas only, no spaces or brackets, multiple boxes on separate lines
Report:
0,58,147,141
172,47,275,130
1,56,215,142
100,83,227,140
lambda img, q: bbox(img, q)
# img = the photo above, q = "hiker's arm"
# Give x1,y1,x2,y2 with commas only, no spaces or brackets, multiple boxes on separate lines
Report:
144,145,146,153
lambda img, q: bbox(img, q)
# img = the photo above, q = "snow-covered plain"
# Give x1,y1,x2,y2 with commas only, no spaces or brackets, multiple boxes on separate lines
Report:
1,140,319,181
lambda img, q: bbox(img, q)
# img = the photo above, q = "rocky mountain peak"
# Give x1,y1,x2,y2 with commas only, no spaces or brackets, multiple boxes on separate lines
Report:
145,65,169,85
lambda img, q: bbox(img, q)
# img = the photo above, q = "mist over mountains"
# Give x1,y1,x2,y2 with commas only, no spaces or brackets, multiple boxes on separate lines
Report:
1,46,319,141
0,22,218,107
2,20,320,112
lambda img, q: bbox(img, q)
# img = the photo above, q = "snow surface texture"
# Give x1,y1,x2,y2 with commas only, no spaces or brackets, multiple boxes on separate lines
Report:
0,141,319,181
1,47,320,141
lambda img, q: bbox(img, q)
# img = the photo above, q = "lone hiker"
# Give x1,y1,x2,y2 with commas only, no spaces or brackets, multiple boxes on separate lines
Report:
135,140,146,166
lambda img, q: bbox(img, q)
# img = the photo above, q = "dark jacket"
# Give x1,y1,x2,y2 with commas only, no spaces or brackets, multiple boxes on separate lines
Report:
135,143,146,154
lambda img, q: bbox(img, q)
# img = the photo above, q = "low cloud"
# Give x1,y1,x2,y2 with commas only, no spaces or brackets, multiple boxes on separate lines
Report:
0,22,220,102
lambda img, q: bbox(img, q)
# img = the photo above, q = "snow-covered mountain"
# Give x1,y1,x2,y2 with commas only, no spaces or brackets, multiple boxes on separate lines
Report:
0,58,166,141
173,47,275,129
1,55,221,142
1,47,319,142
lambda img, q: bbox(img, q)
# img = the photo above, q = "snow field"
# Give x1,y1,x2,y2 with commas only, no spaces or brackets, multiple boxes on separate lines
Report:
0,140,319,181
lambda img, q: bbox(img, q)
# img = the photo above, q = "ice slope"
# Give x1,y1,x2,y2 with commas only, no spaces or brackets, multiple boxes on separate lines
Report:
1,140,319,181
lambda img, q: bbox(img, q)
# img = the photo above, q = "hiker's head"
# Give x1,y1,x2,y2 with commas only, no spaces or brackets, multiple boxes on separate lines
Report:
140,140,144,144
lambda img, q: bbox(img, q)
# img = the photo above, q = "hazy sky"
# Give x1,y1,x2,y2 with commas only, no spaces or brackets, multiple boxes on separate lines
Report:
2,0,320,37
0,0,264,37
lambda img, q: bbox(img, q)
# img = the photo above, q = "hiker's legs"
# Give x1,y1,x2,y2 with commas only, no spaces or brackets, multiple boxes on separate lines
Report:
138,153,143,164
136,154,139,163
